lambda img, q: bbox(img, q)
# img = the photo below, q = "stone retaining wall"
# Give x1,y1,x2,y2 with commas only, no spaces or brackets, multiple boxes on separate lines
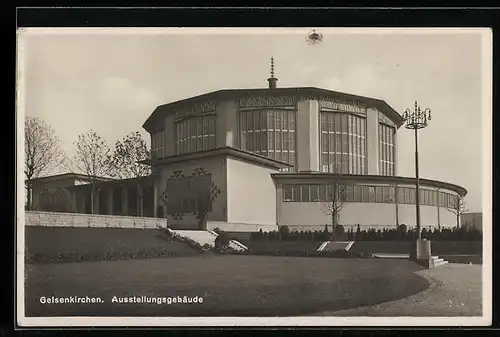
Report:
24,211,168,230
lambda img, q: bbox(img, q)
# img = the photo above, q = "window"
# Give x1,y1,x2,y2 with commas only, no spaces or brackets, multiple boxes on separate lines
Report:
302,185,310,202
368,186,376,203
375,186,383,203
379,123,396,176
310,185,319,201
239,109,296,171
320,112,367,174
283,185,293,202
293,185,301,202
361,186,370,202
319,185,327,202
345,185,354,202
409,189,416,204
281,183,413,204
404,188,410,204
354,186,362,202
151,129,166,159
175,115,215,155
431,191,438,206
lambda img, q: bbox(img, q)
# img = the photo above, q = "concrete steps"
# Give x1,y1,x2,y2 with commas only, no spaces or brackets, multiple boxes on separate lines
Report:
431,256,449,267
317,241,355,252
373,253,449,268
169,229,248,252
170,230,216,247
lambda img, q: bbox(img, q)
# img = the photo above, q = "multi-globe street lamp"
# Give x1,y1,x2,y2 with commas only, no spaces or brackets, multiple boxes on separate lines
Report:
402,101,432,240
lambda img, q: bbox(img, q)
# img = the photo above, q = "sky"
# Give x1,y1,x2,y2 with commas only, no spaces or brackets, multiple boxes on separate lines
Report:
18,28,490,212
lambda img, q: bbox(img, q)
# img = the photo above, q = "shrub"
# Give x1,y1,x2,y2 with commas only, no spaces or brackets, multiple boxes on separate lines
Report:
214,231,230,249
278,225,290,239
248,225,482,242
335,224,345,237
398,224,407,233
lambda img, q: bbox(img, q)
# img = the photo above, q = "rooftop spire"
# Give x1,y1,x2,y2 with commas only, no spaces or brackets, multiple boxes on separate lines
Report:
270,57,275,78
267,57,278,89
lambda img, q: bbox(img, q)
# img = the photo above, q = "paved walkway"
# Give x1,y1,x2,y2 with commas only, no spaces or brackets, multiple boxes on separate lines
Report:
315,263,482,316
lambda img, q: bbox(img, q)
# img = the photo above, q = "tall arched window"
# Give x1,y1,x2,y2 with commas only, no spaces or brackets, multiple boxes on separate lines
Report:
238,109,296,170
175,116,216,155
379,123,395,176
151,129,165,159
320,112,367,174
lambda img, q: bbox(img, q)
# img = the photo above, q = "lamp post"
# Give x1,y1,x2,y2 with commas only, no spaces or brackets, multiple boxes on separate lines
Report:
402,101,431,240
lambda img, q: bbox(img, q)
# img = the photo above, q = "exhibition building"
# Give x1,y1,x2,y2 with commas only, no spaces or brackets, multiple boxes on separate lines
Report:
28,61,467,232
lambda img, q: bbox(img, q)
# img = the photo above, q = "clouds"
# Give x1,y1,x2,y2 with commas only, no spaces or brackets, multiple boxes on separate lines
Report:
20,29,487,211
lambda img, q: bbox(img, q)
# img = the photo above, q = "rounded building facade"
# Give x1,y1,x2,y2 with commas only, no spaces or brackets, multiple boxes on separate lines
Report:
143,84,466,231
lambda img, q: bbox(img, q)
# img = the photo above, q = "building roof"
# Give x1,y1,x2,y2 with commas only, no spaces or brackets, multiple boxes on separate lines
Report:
143,86,404,132
271,172,468,197
146,146,292,171
26,172,115,184
68,174,155,190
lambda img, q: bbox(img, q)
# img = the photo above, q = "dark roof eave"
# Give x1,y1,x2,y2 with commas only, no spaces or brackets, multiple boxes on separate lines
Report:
26,172,114,184
142,87,404,132
69,175,155,189
270,173,468,197
151,147,292,170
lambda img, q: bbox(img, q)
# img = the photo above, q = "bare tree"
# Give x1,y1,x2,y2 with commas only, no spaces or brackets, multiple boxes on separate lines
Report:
446,194,469,228
72,130,111,214
108,131,151,216
24,116,65,210
321,181,347,241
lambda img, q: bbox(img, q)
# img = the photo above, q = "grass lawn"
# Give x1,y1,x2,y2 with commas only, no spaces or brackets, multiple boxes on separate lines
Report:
25,227,200,263
25,255,429,317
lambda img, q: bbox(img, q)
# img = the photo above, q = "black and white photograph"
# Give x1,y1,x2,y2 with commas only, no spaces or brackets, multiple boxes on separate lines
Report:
16,27,492,327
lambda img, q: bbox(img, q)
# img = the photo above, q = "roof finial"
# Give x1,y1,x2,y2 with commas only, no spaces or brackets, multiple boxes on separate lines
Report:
270,57,275,78
267,56,278,89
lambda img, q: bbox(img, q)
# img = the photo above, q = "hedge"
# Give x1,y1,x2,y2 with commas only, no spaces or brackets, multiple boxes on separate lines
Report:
251,225,482,242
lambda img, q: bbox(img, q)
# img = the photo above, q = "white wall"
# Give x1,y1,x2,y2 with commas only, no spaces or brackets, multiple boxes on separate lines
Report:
279,200,456,230
25,211,167,229
216,100,238,148
439,207,459,228
226,157,278,226
397,204,440,227
297,100,319,172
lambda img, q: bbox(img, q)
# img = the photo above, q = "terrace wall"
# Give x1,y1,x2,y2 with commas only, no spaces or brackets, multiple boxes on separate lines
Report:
24,211,167,229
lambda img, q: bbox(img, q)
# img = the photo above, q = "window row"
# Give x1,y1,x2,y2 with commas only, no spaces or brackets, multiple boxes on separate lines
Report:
242,130,296,153
175,116,216,155
151,130,166,159
320,112,367,174
239,109,296,131
320,154,366,176
321,133,366,156
379,124,396,176
282,184,458,208
239,109,297,167
320,111,367,137
283,184,395,203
